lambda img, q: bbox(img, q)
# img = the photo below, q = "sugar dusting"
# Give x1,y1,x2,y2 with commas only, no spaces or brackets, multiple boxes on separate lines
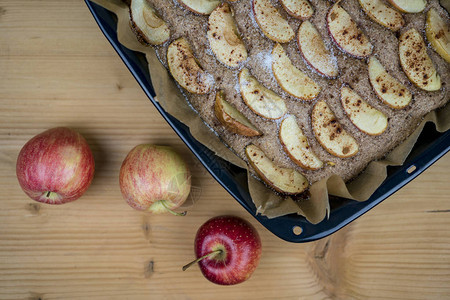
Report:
273,113,286,127
201,72,215,90
204,46,214,57
254,50,273,73
234,81,241,94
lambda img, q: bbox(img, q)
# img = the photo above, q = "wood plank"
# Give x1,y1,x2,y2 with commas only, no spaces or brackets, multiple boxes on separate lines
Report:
0,0,449,299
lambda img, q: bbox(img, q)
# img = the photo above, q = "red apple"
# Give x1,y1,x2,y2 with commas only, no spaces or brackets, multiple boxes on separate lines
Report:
16,127,95,204
183,215,262,285
119,144,191,215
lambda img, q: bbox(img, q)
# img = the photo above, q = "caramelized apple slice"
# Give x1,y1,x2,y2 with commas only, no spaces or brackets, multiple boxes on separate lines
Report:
368,57,412,109
312,101,359,158
399,28,441,91
358,0,405,32
279,115,323,170
252,0,295,43
129,0,170,45
167,38,214,94
272,44,320,100
246,144,309,195
327,3,373,58
178,0,221,15
279,0,314,20
298,21,339,78
386,0,426,13
214,91,262,137
426,8,450,63
207,3,247,68
239,68,287,119
340,86,388,136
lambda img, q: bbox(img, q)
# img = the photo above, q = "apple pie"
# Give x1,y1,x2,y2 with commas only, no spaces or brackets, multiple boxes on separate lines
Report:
127,0,449,195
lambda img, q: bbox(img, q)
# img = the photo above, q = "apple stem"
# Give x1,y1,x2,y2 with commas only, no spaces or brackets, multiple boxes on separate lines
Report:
160,200,186,216
182,249,223,271
46,191,51,197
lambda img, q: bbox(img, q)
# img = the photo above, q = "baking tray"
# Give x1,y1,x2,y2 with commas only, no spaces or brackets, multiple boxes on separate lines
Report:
86,1,450,243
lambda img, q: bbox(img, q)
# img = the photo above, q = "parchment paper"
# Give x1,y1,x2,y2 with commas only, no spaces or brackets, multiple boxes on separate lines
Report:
92,0,449,224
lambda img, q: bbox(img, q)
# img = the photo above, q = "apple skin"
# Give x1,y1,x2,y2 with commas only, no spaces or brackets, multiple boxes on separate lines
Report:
194,215,262,285
119,144,191,214
16,127,95,204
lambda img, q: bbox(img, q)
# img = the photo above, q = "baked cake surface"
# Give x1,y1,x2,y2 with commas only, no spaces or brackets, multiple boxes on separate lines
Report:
129,0,449,195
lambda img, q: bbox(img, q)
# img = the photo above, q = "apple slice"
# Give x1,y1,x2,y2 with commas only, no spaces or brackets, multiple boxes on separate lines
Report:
239,68,287,119
340,86,388,136
327,3,373,58
252,0,295,43
272,44,321,100
358,0,405,32
214,91,262,137
178,0,221,15
297,21,339,78
207,3,247,68
399,28,441,91
368,57,412,109
279,0,314,20
279,115,323,170
129,0,170,45
386,0,426,13
312,101,359,158
426,8,450,63
167,38,214,94
245,144,309,195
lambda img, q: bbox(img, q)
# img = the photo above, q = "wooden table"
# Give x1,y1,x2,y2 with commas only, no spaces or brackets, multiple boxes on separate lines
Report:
1,1,449,299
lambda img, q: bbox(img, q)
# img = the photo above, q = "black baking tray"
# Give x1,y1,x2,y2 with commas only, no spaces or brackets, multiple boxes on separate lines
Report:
86,1,450,243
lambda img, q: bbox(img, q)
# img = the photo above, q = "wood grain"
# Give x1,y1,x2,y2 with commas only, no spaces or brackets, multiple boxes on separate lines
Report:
0,1,449,299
